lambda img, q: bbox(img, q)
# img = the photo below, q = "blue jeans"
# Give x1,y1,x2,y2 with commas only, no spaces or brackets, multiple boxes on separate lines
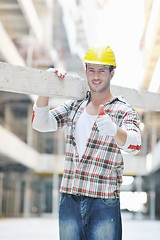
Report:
59,193,122,240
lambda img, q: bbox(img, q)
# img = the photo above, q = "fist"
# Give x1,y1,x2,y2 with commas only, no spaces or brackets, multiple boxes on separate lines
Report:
96,105,117,137
98,104,106,118
47,68,67,78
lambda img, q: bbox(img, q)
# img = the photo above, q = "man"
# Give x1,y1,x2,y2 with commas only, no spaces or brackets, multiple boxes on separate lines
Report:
32,45,141,240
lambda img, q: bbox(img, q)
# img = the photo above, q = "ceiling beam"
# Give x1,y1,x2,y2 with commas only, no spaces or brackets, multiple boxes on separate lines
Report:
0,3,19,10
0,22,25,66
0,125,65,172
140,1,160,91
0,125,39,170
17,0,43,45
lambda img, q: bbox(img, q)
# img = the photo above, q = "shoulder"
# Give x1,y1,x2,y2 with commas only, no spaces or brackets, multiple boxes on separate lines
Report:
111,96,136,112
107,96,139,120
64,98,86,110
65,91,89,111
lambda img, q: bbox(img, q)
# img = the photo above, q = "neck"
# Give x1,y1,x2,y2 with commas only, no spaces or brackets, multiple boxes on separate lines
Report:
90,89,114,107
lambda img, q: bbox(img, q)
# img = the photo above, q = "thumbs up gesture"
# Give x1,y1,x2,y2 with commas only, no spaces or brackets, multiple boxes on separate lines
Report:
98,104,106,117
96,105,117,137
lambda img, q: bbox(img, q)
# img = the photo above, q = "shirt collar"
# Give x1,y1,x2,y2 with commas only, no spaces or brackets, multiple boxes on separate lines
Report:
85,91,126,105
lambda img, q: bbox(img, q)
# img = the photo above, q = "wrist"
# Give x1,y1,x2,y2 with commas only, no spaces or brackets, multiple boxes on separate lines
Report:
112,122,118,137
114,127,127,146
36,96,49,107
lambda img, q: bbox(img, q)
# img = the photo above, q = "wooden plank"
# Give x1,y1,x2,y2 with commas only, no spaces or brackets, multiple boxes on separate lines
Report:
0,61,160,111
110,85,160,111
0,61,87,99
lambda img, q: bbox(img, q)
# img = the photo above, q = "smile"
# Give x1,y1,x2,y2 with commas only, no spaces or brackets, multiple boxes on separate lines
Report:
92,80,102,85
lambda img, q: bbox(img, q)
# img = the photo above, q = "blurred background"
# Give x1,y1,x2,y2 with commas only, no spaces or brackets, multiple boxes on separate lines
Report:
0,0,160,239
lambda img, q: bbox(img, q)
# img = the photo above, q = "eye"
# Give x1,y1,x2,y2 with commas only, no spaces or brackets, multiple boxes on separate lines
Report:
99,69,105,73
88,69,94,73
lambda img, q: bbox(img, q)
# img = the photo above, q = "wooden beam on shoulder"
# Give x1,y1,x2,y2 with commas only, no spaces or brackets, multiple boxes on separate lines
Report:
0,61,160,111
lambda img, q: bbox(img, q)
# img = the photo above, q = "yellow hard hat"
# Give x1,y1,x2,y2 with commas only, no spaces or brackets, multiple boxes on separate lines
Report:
83,45,116,69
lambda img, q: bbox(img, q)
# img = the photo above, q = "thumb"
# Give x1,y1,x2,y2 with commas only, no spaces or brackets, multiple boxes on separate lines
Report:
98,104,106,117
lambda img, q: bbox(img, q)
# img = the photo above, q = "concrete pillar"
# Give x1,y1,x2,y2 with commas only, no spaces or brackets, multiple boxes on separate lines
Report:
150,178,156,220
0,173,4,216
151,113,157,149
39,181,46,214
135,175,143,219
4,104,14,131
23,175,32,217
14,177,21,216
52,172,59,217
27,104,34,147
27,103,40,152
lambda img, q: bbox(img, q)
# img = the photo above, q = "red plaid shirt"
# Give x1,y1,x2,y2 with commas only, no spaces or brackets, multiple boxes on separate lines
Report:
47,93,141,199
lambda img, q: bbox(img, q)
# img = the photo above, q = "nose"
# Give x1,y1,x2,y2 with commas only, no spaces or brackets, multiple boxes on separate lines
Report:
93,70,100,79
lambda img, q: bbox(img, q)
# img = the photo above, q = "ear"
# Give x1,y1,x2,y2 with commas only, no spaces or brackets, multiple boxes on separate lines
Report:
110,70,114,79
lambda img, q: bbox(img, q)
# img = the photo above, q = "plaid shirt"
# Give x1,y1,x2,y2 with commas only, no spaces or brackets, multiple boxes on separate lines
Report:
49,93,141,199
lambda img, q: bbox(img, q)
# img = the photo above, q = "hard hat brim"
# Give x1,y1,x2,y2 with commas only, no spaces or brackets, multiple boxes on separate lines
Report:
83,60,116,69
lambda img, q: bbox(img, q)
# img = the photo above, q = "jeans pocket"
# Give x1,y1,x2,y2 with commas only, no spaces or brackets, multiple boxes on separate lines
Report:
101,198,119,207
59,193,66,206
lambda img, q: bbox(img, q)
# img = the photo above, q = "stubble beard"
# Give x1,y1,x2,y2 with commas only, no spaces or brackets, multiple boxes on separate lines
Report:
88,78,111,93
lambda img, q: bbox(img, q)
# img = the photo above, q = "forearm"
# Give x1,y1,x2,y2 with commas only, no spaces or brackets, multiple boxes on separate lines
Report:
32,68,67,132
32,95,57,132
114,127,127,146
36,96,49,107
97,104,141,154
32,103,58,132
115,128,141,154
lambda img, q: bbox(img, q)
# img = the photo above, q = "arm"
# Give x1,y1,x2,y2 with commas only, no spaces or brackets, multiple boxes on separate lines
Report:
114,128,141,154
36,67,67,107
96,104,141,154
36,96,49,107
32,102,58,132
114,127,127,146
32,68,67,132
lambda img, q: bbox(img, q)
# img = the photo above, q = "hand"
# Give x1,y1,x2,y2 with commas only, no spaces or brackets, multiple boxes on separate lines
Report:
47,68,67,78
96,105,117,137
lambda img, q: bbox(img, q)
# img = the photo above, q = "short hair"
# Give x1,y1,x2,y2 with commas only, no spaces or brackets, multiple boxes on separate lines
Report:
109,66,114,73
85,64,114,73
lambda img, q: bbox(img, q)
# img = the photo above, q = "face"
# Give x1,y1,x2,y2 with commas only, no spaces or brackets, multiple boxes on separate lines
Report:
86,64,114,93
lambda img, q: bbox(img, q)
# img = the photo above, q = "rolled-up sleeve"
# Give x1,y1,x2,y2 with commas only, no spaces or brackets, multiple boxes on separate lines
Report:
32,100,74,132
119,109,142,155
119,130,141,155
32,104,58,132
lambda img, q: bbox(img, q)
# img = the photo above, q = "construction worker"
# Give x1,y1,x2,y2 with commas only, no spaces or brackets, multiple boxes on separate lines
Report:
32,45,141,240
